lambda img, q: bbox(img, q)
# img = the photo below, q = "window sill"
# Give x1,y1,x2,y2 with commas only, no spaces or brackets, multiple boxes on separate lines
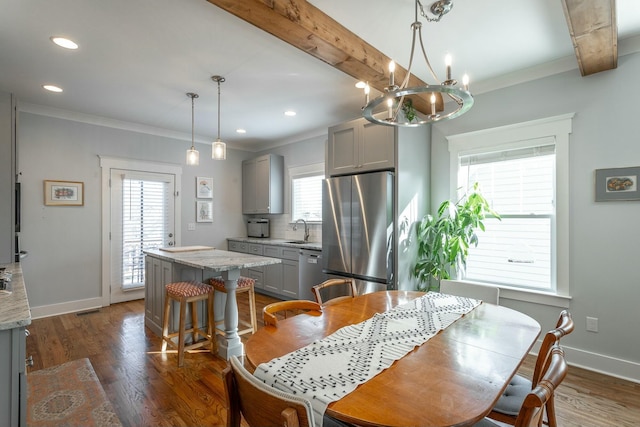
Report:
458,280,571,308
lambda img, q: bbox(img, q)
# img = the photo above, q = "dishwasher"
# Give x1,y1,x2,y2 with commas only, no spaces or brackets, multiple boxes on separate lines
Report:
298,249,327,300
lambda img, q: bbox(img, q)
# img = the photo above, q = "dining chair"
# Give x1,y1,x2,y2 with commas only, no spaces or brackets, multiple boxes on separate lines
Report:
263,300,322,327
439,280,500,304
474,345,568,427
488,310,574,427
224,354,315,426
312,278,358,306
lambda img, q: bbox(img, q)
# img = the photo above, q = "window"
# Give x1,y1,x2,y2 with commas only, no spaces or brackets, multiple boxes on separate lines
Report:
290,163,324,222
447,114,573,300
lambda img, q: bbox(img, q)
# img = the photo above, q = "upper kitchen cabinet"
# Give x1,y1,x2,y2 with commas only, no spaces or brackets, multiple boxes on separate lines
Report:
327,117,395,176
0,92,16,264
242,154,284,214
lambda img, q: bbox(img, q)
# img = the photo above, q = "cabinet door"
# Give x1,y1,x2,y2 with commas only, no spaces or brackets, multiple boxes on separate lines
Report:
255,155,271,213
282,259,299,299
327,121,359,175
360,121,395,171
242,159,257,213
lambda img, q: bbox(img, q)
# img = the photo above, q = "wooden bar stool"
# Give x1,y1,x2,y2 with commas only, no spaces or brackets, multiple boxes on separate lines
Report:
161,281,215,367
209,276,257,336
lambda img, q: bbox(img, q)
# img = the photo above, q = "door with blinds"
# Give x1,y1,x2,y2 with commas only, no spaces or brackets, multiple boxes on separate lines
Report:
110,170,176,303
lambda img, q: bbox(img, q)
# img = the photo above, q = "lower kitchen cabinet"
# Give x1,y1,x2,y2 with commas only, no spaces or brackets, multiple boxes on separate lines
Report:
0,326,26,427
228,240,303,300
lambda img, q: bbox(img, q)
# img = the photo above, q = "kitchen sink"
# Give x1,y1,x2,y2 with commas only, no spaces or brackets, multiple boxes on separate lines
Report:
285,240,307,244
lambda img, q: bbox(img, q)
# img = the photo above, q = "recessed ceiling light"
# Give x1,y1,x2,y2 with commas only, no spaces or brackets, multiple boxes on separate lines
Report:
236,129,247,134
50,36,78,50
284,111,296,117
42,85,63,93
355,81,367,89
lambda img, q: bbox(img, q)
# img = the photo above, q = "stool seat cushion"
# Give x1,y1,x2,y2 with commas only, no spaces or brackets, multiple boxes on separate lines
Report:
209,276,255,292
166,281,213,298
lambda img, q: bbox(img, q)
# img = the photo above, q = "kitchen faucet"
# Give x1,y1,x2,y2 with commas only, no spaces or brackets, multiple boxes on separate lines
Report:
293,219,310,242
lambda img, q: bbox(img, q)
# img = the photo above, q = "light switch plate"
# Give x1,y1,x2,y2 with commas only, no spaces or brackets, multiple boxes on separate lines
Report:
187,223,196,231
586,316,598,332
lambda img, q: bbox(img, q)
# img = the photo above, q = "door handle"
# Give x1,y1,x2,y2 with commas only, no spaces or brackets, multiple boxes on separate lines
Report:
168,241,174,246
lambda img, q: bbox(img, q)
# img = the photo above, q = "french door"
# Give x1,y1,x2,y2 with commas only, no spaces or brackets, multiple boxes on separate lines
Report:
100,156,182,306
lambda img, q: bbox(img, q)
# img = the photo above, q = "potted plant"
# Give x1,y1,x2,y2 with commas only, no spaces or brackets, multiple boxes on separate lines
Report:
412,183,499,291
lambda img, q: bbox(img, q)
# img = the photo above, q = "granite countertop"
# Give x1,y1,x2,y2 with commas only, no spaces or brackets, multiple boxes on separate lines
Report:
0,263,32,330
227,237,322,251
145,247,281,271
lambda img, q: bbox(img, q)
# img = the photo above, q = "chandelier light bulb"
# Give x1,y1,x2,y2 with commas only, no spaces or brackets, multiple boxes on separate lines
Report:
430,94,436,115
445,54,452,81
389,60,396,87
462,74,470,91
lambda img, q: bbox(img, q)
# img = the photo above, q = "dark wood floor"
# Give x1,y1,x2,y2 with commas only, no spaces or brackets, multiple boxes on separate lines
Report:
26,295,640,427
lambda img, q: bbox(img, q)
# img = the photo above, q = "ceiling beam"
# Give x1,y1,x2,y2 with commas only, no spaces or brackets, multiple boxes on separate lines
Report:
561,0,617,76
206,0,442,114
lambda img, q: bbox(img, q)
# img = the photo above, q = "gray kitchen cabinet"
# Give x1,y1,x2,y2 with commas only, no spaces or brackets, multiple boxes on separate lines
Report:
144,256,173,336
327,116,395,176
0,92,16,264
228,240,302,300
242,154,284,214
0,327,26,427
228,240,264,289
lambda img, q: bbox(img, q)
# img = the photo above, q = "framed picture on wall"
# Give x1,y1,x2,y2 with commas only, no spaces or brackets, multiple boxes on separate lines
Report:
595,166,640,201
44,180,84,206
196,176,213,199
196,201,213,222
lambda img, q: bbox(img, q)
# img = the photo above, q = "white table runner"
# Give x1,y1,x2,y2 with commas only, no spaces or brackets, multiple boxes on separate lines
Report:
253,292,481,426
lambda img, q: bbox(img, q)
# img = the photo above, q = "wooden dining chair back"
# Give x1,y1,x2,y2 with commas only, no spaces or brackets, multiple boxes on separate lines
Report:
439,280,500,305
312,278,357,305
489,310,573,427
224,355,315,427
475,346,568,427
263,300,322,327
514,346,568,427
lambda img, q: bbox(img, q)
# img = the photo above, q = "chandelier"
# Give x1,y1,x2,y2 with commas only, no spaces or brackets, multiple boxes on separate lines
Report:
361,0,473,127
186,92,199,165
211,75,227,160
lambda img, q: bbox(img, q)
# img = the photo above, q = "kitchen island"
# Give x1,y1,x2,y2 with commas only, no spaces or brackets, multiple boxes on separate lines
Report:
0,262,31,427
144,247,280,359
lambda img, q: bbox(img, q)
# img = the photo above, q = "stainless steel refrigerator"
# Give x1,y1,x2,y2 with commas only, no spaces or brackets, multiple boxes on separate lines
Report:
322,171,394,294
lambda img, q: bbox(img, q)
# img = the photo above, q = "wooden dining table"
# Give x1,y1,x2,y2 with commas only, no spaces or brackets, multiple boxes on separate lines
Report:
244,291,541,427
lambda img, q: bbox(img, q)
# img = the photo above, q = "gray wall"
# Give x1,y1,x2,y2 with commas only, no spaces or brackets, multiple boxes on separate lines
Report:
430,52,640,380
18,112,252,312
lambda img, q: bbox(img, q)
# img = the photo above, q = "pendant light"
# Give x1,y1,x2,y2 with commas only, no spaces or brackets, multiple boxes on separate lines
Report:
211,75,227,160
186,92,200,165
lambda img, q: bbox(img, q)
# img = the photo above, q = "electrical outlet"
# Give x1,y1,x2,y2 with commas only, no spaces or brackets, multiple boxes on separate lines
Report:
187,223,196,231
586,316,598,332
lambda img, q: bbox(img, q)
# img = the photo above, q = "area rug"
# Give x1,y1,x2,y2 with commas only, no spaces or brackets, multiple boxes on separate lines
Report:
27,358,123,427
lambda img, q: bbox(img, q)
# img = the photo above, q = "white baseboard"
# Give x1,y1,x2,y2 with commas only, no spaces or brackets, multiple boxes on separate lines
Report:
29,297,104,320
530,340,640,384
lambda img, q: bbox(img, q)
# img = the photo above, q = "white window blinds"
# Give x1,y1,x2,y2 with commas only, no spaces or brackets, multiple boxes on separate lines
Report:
291,169,324,222
459,142,555,290
121,176,171,289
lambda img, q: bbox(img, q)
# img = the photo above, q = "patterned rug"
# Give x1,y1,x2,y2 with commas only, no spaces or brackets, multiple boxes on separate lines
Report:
27,358,123,427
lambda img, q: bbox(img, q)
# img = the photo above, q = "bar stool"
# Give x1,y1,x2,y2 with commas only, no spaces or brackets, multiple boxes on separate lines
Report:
161,280,215,367
209,276,257,336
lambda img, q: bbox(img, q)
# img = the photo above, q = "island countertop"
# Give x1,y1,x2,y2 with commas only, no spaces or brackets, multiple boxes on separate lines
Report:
144,247,281,271
0,263,32,331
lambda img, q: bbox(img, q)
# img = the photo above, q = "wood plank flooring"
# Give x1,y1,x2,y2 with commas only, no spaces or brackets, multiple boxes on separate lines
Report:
26,295,640,427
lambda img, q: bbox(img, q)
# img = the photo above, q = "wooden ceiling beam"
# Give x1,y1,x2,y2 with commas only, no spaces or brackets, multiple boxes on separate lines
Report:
206,0,440,114
561,0,617,76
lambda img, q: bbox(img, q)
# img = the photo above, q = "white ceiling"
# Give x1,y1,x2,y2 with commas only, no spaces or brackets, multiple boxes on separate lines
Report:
1,0,640,152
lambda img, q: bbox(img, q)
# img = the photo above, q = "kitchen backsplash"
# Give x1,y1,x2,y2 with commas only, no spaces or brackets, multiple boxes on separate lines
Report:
257,215,322,243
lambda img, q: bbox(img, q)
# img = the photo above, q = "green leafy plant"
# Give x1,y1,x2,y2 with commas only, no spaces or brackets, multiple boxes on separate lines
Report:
413,183,499,291
401,99,417,123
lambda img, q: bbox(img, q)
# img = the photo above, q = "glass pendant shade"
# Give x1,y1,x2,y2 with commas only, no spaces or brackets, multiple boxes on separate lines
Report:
186,147,199,165
212,139,226,160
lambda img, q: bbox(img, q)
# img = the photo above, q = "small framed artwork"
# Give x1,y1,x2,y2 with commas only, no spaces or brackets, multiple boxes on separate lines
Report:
197,176,213,199
196,200,213,222
595,167,640,201
44,180,84,206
